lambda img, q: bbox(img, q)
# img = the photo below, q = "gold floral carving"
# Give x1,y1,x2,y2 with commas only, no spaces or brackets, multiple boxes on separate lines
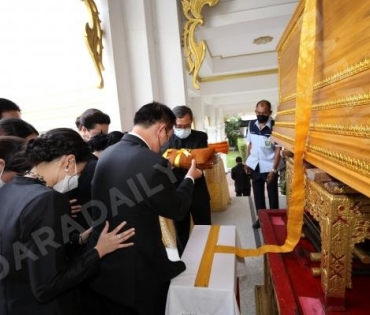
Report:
275,108,296,116
310,123,370,138
82,0,104,88
281,94,297,104
313,57,370,90
305,179,370,297
285,158,294,211
312,92,370,111
275,122,295,129
271,132,294,144
276,121,370,138
280,58,370,103
307,145,370,177
181,0,219,90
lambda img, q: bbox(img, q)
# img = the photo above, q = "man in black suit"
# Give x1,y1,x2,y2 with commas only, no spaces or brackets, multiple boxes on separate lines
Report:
168,106,211,253
89,102,202,315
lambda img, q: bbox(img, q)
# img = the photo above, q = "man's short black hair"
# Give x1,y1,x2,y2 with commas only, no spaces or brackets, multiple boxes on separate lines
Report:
235,156,242,163
0,98,21,118
134,101,176,130
256,100,272,111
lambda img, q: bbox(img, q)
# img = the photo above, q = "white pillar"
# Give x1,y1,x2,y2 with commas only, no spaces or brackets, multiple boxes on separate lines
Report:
103,0,187,130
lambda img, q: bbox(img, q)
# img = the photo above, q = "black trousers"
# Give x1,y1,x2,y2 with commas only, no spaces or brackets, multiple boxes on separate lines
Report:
251,165,279,212
175,195,211,255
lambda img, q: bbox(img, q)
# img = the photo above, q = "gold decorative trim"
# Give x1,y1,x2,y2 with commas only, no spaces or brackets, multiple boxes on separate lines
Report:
314,57,370,90
277,121,370,138
277,0,305,52
281,94,296,103
82,0,104,88
208,49,276,60
310,123,370,138
274,122,295,129
275,108,296,116
307,144,370,177
271,132,294,144
279,59,370,102
312,92,370,111
200,69,278,83
182,0,219,90
278,91,370,116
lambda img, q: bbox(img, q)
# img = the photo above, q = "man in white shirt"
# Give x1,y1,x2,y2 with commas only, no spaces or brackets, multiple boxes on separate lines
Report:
246,100,283,229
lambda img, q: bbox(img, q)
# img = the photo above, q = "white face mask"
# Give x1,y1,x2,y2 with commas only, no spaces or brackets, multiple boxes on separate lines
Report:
174,128,191,139
0,165,5,189
53,161,79,193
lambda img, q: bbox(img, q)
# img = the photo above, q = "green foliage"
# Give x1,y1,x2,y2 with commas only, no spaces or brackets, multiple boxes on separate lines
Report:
237,138,248,162
224,116,242,147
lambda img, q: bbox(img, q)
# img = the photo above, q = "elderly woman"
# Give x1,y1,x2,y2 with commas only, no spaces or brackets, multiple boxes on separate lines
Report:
0,128,135,315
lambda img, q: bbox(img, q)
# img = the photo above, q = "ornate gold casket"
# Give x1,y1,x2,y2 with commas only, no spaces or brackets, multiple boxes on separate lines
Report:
274,0,370,196
273,0,370,310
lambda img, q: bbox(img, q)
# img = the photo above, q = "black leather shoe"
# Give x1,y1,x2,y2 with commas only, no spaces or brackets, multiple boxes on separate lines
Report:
252,220,260,229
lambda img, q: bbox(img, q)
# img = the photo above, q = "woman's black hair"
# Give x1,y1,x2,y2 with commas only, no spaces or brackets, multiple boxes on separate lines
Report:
25,128,91,166
75,108,111,131
0,136,30,173
0,98,21,118
0,118,39,138
87,131,124,152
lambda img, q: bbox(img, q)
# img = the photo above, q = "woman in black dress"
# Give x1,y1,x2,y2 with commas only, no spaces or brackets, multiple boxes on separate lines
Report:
0,128,135,315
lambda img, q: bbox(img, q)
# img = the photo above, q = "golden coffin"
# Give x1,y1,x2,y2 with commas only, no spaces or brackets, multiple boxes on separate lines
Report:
272,0,370,198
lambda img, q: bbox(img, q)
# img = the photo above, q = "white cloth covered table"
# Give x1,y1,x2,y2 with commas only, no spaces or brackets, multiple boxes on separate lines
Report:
165,225,240,315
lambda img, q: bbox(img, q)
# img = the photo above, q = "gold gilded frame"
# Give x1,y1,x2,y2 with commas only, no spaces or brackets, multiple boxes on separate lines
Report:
82,0,104,88
181,0,219,90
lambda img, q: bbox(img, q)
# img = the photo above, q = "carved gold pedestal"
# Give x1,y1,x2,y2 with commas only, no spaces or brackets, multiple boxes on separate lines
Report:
305,179,370,303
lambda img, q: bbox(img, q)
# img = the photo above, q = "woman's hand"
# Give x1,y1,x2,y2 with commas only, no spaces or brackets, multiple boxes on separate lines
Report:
94,221,135,258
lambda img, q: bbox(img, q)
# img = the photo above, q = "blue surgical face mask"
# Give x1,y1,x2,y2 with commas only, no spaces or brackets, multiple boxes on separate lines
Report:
174,128,191,139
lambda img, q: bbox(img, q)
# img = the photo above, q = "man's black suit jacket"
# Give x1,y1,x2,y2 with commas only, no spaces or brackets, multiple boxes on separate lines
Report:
89,133,194,313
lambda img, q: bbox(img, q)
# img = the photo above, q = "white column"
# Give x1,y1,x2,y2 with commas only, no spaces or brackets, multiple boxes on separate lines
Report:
190,97,206,131
103,0,187,130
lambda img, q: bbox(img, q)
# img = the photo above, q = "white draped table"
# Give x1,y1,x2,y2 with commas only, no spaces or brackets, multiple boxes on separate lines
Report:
165,225,240,315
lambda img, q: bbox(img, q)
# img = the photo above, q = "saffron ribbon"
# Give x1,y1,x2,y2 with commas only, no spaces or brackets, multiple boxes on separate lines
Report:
162,148,191,168
195,0,317,286
174,149,191,168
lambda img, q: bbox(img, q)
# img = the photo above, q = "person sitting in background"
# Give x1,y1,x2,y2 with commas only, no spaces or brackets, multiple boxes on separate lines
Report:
87,131,125,158
0,136,30,188
0,98,21,119
231,156,251,197
75,108,111,141
0,118,39,141
0,127,135,315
